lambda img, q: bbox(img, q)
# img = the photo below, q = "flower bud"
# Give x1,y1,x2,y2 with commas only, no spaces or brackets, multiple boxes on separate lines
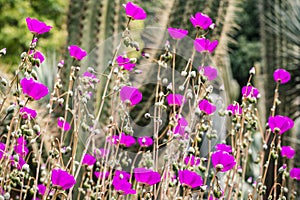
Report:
249,67,255,75
181,71,187,77
0,78,7,86
20,52,27,59
0,48,6,56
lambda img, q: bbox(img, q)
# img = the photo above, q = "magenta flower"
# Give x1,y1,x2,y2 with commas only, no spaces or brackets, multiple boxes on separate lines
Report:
166,94,186,106
184,155,200,166
83,71,96,79
138,136,153,147
167,27,188,39
20,78,49,100
268,115,294,134
57,117,71,131
273,69,291,84
82,154,96,166
190,12,213,30
198,66,218,81
51,169,76,190
290,168,300,180
227,103,242,115
134,168,161,185
26,17,52,35
115,170,130,181
112,170,136,194
212,151,236,172
242,85,260,98
173,115,188,135
83,71,99,82
199,99,216,115
14,137,29,157
29,50,45,67
0,142,6,159
94,148,109,159
215,144,232,153
10,155,26,170
20,106,37,119
120,86,142,106
108,132,136,147
281,146,295,159
68,45,87,61
124,2,147,20
34,51,45,64
58,60,64,67
38,184,47,195
94,171,110,179
194,38,218,53
178,170,203,188
116,55,136,71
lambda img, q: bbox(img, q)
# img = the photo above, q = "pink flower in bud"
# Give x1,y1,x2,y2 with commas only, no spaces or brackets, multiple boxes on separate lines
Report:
58,60,64,67
0,48,6,55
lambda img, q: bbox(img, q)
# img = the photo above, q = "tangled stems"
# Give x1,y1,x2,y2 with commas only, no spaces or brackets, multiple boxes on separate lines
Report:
68,18,132,198
33,67,62,199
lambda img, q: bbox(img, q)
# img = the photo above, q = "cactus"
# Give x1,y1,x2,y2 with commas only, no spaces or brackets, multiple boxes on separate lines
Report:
259,0,300,195
64,0,243,198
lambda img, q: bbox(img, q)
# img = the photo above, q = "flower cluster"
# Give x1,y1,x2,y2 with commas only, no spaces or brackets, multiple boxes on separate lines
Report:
0,2,298,200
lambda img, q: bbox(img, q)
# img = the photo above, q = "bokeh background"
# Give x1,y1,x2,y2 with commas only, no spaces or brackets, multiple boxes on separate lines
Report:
1,0,299,197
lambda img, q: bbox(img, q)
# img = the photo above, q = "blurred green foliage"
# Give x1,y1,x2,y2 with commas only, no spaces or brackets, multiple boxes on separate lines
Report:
229,0,261,88
0,0,67,69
